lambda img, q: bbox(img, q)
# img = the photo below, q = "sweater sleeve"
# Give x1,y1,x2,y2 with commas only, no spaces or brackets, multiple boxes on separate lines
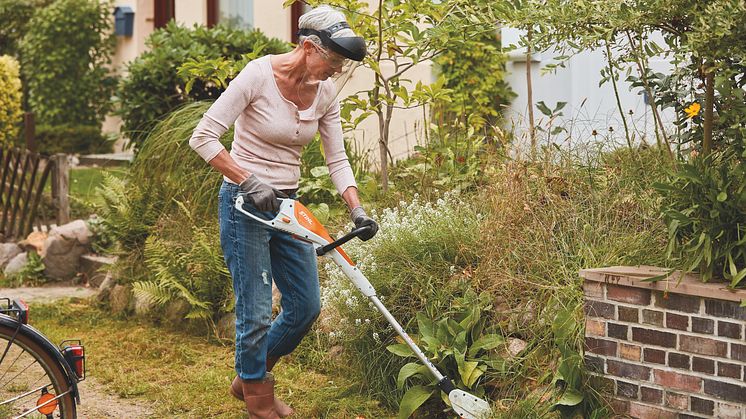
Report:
188,61,258,163
318,97,357,196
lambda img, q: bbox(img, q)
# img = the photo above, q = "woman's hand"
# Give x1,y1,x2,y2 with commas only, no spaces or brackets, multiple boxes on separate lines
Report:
350,207,378,241
240,175,288,212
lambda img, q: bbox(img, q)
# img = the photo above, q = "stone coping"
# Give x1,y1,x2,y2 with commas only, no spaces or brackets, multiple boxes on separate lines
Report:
580,266,745,303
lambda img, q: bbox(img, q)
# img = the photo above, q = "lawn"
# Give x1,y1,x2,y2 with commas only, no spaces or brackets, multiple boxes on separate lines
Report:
30,300,394,418
68,166,126,218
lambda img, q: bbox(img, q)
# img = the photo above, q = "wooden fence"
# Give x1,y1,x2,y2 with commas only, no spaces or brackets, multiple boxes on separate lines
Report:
0,147,69,241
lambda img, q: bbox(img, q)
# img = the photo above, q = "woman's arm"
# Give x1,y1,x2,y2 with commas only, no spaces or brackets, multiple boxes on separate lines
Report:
207,149,250,184
341,186,361,210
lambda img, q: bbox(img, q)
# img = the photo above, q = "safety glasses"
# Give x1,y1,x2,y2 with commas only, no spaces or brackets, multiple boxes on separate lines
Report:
312,43,348,68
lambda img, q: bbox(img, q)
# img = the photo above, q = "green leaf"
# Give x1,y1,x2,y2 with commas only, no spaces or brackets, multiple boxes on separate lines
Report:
397,362,424,389
461,361,481,387
387,343,416,358
555,388,584,407
717,191,727,202
397,386,435,419
536,101,552,116
470,366,487,388
729,267,746,288
468,334,505,357
416,312,435,339
310,166,329,178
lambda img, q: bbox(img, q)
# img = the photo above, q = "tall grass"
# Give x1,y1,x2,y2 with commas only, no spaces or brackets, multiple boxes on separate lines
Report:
316,145,674,417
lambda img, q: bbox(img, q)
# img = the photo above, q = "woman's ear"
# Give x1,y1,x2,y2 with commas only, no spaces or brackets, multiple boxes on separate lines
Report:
301,39,314,55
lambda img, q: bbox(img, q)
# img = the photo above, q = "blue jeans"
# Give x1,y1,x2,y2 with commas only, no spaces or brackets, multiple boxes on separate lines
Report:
218,181,321,381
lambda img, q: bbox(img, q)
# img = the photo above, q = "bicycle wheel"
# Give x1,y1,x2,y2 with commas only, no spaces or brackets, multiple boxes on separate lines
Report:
0,320,76,419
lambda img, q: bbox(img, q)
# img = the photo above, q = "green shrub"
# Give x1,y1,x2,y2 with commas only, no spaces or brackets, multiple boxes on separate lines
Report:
115,22,289,152
433,30,514,130
0,55,22,144
96,101,231,289
656,154,746,287
0,0,53,57
19,0,116,127
34,124,113,155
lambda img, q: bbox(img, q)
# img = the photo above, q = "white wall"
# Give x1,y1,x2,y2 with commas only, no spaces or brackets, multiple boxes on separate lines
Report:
501,27,675,151
175,0,206,26
253,0,291,42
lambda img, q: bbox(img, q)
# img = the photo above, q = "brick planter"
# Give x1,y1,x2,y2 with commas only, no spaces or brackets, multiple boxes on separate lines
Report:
581,266,746,418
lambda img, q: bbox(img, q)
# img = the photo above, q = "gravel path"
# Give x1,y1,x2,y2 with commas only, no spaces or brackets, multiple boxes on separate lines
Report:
0,285,97,302
1,285,155,418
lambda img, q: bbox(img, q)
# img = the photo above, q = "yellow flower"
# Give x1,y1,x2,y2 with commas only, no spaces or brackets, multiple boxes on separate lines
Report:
684,102,701,119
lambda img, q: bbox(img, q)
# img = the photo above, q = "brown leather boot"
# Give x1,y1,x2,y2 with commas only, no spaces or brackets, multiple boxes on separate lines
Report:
241,374,279,419
230,357,294,417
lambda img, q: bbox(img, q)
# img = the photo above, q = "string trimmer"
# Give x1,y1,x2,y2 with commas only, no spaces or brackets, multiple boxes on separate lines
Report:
234,196,492,419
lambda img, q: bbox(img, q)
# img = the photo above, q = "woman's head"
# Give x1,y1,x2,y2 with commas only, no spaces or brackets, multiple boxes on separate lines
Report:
298,5,366,63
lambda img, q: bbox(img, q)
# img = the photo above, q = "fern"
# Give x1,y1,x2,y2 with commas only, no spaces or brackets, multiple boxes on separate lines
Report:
135,201,233,325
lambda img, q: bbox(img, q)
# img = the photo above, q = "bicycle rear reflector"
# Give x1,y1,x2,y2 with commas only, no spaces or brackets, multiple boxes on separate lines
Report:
61,341,86,380
36,389,58,415
12,299,29,324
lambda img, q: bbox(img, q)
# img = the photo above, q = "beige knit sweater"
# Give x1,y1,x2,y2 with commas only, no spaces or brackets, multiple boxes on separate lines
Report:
189,55,356,195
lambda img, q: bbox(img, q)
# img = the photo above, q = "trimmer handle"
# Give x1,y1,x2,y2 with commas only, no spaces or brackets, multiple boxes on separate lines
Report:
315,225,372,256
234,195,294,228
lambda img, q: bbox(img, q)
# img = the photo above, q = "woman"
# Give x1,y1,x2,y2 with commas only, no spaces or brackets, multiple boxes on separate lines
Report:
189,5,378,418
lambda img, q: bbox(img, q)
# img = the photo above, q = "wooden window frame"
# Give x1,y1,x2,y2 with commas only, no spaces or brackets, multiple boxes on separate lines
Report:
207,0,217,27
154,0,175,29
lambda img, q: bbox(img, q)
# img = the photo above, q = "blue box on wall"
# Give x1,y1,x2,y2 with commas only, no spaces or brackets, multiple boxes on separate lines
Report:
113,6,134,37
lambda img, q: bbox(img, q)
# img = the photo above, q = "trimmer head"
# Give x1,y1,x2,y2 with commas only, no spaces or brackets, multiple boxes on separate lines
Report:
449,389,492,419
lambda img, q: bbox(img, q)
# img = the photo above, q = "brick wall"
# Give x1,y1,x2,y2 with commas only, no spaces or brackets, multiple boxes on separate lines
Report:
580,267,746,419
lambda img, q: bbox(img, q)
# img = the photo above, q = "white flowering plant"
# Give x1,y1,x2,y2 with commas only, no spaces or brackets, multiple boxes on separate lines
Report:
319,192,491,408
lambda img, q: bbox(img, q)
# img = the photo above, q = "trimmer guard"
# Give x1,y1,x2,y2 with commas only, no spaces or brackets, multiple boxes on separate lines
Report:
449,389,492,419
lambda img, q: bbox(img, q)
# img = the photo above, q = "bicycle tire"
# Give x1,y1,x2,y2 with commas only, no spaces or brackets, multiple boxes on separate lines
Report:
0,319,77,419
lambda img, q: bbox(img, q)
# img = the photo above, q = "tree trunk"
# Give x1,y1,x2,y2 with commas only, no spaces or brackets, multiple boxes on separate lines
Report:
526,28,536,161
703,68,715,155
606,42,632,149
378,109,389,192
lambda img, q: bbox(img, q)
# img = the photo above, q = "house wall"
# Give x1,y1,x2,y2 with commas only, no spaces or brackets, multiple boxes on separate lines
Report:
105,1,433,163
501,28,675,152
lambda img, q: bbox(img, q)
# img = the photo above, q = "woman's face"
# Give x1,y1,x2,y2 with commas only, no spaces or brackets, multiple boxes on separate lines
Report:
304,40,348,81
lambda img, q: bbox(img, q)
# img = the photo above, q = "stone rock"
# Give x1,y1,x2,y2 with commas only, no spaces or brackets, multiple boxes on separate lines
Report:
96,273,116,302
507,338,528,358
41,220,93,280
18,231,47,253
4,252,28,275
109,284,132,314
0,243,22,268
79,254,117,287
164,299,191,325
217,313,236,340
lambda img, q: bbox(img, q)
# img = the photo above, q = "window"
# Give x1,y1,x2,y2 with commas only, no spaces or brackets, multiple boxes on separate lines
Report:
154,0,175,28
207,0,253,29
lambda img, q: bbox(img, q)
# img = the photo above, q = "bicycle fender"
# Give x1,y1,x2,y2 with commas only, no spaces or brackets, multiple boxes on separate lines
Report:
0,315,81,404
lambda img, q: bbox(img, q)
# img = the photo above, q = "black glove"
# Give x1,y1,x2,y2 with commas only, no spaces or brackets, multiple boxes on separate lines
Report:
239,174,288,212
350,206,378,241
